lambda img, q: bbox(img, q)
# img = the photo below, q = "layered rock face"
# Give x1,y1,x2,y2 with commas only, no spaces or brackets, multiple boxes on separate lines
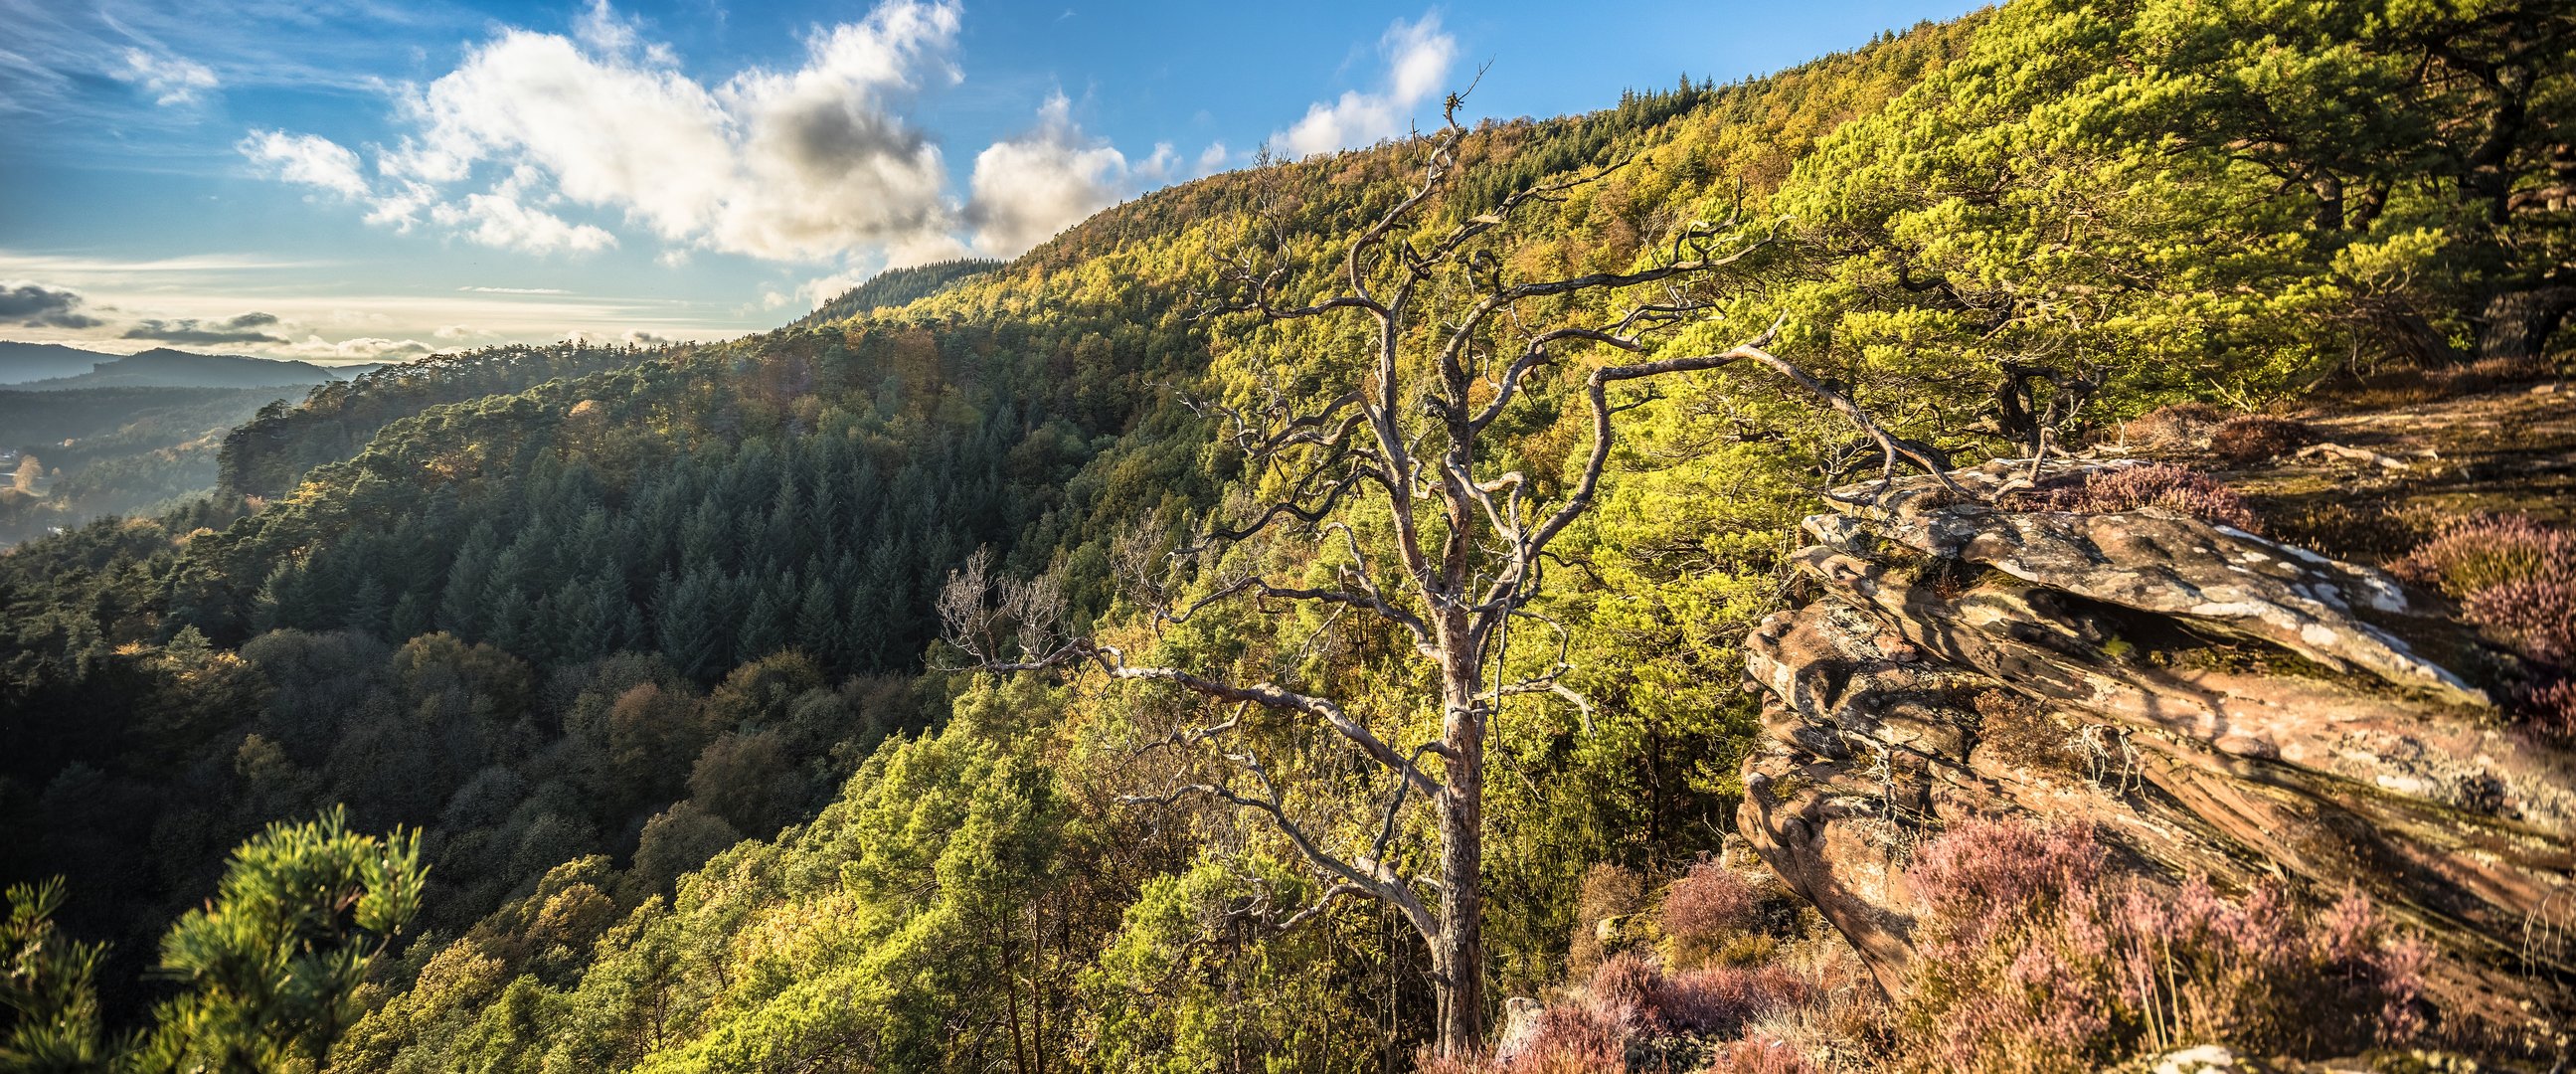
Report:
1735,459,2574,1054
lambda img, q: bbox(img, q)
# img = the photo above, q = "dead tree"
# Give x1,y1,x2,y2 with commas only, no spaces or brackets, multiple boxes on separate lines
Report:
941,93,1952,1058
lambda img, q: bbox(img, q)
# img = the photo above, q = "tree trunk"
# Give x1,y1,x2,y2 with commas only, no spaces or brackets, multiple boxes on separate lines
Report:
1434,661,1485,1057
2478,284,2576,365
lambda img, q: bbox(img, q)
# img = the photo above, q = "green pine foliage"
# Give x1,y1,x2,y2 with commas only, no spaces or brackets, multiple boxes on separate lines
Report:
792,260,1005,328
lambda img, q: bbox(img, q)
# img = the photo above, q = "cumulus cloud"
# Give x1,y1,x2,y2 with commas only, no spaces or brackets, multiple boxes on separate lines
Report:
431,192,618,255
241,130,371,198
235,0,1213,266
964,93,1137,256
1275,14,1456,157
339,0,959,260
121,311,286,345
113,48,219,106
1,281,106,329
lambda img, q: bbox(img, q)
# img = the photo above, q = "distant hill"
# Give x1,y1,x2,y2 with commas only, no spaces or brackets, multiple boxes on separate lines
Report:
1,343,345,390
0,341,116,384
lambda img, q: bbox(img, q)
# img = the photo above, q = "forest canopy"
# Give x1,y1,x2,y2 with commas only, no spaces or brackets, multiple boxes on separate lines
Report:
0,1,2565,1070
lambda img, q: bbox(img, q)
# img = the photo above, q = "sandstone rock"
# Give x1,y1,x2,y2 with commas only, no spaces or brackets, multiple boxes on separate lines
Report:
1490,996,1545,1067
1736,459,2575,1056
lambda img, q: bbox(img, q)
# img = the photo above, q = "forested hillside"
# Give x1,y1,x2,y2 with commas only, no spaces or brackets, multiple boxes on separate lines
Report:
1,0,2567,1070
0,387,289,547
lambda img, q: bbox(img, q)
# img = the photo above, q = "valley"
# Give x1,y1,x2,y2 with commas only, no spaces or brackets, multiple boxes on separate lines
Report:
0,1,2567,1071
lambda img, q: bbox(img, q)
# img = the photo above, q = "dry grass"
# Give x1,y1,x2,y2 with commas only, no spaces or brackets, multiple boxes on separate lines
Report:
1570,863,1651,976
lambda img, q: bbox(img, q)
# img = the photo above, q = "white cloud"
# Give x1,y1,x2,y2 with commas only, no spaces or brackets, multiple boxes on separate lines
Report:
240,130,371,198
272,334,437,362
964,93,1134,256
112,47,218,106
0,248,756,349
432,193,618,255
1275,14,1456,157
230,0,1213,267
348,0,958,261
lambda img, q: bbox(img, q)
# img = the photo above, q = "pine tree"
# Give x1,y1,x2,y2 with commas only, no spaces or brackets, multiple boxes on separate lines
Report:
654,569,727,680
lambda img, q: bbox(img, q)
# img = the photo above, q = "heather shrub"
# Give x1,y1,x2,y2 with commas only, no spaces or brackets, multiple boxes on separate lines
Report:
1587,950,1661,1031
2396,515,2576,684
2207,416,2311,463
1661,859,1767,970
1504,1006,1626,1074
1654,964,1816,1035
2394,514,2576,600
2466,577,2576,665
1897,818,2429,1074
2517,678,2576,747
2008,464,2259,532
1448,953,1828,1073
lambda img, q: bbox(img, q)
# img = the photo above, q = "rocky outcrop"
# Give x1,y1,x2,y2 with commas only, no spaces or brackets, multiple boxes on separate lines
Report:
1735,459,2574,1055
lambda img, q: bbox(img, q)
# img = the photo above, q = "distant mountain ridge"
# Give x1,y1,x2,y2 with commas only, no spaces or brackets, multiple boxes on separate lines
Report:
0,341,348,390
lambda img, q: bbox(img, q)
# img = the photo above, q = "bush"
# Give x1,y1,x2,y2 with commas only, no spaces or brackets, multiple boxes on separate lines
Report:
2121,403,2230,449
2207,416,2312,463
1655,964,1816,1036
2397,515,2576,719
2394,514,2576,601
1897,818,2428,1074
2008,463,2260,533
1661,859,1770,969
1570,863,1651,975
2465,576,2576,665
2516,678,2576,748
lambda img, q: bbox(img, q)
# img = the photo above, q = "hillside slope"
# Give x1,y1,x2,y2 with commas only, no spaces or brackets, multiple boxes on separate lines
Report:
2,1,2568,1069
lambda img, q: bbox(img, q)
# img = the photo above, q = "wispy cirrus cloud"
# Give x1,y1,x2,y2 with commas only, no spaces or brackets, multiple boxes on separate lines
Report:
0,0,465,122
112,47,219,106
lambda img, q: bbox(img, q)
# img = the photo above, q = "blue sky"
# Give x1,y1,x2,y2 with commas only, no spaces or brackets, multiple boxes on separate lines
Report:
0,0,1979,364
